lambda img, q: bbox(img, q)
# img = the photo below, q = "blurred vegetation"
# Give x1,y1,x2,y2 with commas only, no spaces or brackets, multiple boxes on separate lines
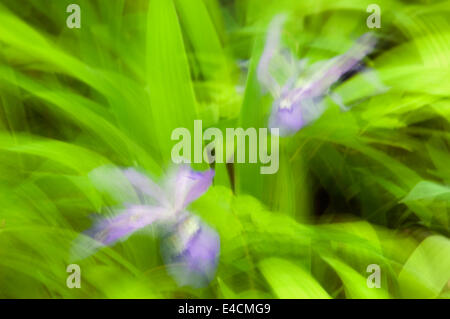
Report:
0,0,449,298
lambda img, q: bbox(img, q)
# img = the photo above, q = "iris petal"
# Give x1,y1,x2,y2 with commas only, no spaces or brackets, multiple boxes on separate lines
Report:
257,14,301,96
161,216,220,288
87,205,166,245
71,205,167,260
171,165,215,210
269,99,304,136
74,165,219,288
259,15,377,137
123,168,169,207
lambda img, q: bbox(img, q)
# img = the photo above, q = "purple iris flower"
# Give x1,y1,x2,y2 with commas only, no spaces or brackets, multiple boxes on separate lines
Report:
258,14,377,136
72,164,219,288
161,214,220,288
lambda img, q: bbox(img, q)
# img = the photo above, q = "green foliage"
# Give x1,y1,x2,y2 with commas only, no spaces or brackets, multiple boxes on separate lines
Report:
0,0,448,298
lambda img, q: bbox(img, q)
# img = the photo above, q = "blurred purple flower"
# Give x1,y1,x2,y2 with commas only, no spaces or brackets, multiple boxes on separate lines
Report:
84,205,166,246
258,14,378,136
161,214,220,288
169,165,216,212
72,164,219,287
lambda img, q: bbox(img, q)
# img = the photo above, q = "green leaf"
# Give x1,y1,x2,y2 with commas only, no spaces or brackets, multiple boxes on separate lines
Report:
322,256,390,299
398,235,450,298
146,0,198,163
174,0,228,82
402,181,450,202
259,258,331,299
